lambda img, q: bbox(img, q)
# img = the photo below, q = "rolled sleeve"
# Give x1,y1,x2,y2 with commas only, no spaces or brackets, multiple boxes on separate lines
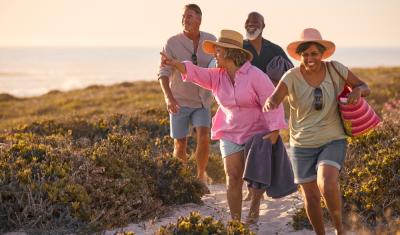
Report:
158,65,172,79
157,44,174,79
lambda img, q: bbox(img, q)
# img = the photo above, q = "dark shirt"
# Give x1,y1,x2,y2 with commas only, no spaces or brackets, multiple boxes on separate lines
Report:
244,38,293,82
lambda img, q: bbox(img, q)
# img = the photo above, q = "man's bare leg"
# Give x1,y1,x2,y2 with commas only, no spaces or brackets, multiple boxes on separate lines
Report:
194,126,210,182
174,137,188,163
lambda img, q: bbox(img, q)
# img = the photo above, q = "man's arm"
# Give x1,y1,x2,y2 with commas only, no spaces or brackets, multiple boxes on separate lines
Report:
159,75,180,113
158,47,198,113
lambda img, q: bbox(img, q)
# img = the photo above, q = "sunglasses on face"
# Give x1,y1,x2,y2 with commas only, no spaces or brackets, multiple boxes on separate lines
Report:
313,87,323,110
191,53,198,65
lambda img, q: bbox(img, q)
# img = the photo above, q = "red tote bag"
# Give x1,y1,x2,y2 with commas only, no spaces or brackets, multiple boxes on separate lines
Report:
327,62,381,137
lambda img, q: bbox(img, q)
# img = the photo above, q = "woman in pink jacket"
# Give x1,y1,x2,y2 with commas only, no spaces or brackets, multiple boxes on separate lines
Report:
161,29,287,223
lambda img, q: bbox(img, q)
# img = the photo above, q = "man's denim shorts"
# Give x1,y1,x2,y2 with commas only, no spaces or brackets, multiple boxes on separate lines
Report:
219,139,245,158
169,106,211,139
287,139,347,184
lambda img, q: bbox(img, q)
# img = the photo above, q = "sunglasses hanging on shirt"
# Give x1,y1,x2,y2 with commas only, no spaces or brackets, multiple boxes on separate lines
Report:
191,53,198,65
313,87,323,110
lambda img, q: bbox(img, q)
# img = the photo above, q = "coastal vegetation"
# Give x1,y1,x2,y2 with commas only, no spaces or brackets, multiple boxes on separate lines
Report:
0,67,399,233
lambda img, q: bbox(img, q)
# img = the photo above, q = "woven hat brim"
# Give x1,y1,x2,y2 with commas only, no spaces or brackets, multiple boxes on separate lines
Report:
287,40,336,61
203,40,253,61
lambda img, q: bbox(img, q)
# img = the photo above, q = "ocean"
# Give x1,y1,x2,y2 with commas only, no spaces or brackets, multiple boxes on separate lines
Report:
0,47,399,97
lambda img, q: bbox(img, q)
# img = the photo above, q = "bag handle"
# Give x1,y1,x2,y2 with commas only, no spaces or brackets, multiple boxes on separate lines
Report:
326,62,339,98
329,61,347,83
326,63,347,133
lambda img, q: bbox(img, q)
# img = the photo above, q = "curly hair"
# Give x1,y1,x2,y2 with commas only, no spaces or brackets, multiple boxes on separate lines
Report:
223,48,248,67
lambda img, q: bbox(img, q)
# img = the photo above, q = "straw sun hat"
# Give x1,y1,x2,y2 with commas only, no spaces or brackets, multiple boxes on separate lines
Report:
203,29,253,61
287,28,336,61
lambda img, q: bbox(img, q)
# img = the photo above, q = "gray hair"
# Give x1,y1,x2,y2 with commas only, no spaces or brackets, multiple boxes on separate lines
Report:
184,4,202,17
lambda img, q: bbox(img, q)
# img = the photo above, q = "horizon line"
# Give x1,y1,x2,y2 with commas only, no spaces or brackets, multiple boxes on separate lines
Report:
1,45,400,49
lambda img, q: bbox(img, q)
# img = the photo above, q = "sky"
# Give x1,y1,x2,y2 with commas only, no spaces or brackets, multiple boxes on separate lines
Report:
0,0,399,48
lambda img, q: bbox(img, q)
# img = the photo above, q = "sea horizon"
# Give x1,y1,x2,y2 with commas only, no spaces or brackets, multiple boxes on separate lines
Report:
1,46,399,97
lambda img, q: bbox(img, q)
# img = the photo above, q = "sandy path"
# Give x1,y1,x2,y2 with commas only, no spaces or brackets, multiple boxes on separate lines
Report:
105,184,338,235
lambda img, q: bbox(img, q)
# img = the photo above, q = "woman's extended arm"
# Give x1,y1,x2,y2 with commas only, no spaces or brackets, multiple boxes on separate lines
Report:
160,52,187,74
263,81,289,112
160,52,216,91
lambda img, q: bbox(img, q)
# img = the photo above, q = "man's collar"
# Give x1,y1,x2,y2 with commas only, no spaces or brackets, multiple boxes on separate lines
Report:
183,30,201,40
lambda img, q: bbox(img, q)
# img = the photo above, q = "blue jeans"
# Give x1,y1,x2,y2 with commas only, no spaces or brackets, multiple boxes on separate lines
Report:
287,139,347,184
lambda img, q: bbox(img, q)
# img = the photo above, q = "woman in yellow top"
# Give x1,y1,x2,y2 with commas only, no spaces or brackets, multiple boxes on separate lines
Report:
264,28,370,235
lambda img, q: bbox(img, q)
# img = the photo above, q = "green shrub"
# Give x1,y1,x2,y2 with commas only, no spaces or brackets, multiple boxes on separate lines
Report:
0,115,207,233
187,150,225,185
114,232,136,235
291,207,313,231
156,211,255,235
340,99,400,231
206,152,226,184
153,157,207,205
0,133,85,233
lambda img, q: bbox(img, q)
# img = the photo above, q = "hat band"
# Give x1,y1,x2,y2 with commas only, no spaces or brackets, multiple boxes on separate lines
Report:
218,37,243,48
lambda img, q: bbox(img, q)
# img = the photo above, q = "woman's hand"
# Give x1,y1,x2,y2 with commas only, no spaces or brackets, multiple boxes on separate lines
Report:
160,52,187,74
160,52,178,67
262,82,288,112
263,97,279,112
346,87,362,104
262,130,280,144
345,70,370,103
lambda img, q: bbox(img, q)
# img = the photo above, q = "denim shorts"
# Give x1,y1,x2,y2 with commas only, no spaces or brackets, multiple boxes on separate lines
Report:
287,139,347,184
219,139,245,158
169,106,211,139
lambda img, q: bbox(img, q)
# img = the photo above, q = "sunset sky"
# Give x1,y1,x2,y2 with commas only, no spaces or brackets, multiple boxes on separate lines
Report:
0,0,399,48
